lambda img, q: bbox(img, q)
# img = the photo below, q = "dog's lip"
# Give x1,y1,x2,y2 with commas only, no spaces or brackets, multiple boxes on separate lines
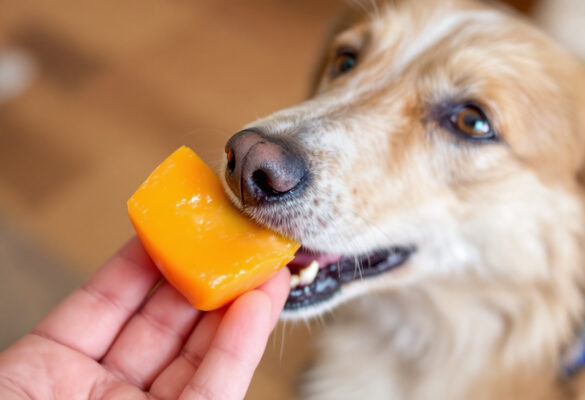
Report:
284,245,414,310
286,248,343,274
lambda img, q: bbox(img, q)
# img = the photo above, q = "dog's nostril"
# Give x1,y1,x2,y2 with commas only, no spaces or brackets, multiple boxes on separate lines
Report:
226,148,236,173
252,169,279,196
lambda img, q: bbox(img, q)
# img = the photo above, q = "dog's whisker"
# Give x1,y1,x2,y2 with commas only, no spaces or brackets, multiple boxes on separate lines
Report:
353,255,364,280
303,316,313,335
346,0,379,22
369,0,380,19
279,319,287,362
345,0,371,19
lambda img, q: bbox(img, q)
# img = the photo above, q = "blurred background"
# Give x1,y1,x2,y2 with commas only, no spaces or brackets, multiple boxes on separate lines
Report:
0,0,582,398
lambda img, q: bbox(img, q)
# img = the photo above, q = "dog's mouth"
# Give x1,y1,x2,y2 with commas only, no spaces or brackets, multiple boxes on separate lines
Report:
284,246,414,310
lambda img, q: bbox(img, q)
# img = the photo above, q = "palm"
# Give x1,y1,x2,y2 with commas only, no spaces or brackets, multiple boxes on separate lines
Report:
0,238,289,399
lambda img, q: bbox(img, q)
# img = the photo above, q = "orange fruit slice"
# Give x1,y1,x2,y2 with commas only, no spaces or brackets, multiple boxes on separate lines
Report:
128,146,299,310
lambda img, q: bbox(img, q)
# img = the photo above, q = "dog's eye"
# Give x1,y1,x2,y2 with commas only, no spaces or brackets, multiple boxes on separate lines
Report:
447,104,496,141
332,49,357,77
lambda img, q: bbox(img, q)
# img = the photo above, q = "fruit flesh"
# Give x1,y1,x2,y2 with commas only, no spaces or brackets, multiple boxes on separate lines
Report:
127,146,299,310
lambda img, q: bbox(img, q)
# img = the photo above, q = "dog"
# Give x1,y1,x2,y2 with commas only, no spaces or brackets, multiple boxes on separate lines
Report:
222,0,585,398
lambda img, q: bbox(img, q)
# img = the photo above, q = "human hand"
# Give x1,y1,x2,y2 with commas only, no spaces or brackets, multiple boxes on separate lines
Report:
0,237,290,399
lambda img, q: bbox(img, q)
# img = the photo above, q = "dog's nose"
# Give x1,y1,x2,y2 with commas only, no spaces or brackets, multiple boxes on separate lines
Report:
224,129,306,205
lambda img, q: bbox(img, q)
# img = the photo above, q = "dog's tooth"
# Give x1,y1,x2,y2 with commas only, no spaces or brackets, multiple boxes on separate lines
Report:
299,260,319,286
290,274,300,289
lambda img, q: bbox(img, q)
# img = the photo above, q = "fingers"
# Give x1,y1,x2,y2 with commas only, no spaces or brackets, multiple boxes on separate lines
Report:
178,293,273,400
149,308,225,400
101,281,201,389
33,237,161,360
150,268,289,400
178,268,290,400
257,267,290,327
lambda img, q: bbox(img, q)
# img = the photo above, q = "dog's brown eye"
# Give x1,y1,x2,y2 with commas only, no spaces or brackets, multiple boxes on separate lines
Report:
332,49,357,77
448,105,495,140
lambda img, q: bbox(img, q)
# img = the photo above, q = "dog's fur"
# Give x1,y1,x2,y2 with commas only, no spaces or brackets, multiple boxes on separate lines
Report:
223,0,585,398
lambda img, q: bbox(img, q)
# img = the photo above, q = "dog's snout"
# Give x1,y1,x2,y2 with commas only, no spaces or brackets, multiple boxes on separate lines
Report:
224,129,306,205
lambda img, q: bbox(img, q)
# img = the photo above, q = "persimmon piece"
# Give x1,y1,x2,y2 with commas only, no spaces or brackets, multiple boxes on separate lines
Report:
127,146,299,311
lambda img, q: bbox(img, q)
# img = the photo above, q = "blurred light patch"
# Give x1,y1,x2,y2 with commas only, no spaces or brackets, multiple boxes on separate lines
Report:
0,48,36,106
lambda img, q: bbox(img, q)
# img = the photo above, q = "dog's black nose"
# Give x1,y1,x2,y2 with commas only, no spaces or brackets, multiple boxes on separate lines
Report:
224,129,306,205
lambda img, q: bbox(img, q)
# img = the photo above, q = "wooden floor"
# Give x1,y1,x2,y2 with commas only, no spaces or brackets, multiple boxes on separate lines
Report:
0,1,336,398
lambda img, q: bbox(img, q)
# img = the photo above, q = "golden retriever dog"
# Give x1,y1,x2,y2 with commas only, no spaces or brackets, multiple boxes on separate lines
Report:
222,0,585,398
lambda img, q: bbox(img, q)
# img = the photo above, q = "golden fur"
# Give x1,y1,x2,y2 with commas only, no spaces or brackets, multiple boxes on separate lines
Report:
222,0,585,398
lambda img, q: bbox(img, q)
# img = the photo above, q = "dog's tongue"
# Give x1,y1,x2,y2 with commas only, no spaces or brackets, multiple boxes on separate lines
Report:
287,247,342,270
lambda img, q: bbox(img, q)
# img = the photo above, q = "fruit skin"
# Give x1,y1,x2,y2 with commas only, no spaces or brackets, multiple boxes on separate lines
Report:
127,146,299,311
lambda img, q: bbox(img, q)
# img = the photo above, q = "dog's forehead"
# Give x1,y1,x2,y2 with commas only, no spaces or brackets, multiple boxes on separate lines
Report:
328,0,584,176
331,0,540,95
370,2,518,65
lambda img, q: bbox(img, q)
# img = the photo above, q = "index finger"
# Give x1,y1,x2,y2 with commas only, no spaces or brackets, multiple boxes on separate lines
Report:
33,237,161,360
178,267,289,400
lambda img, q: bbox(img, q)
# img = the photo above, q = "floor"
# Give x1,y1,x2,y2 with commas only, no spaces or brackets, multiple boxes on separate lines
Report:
0,0,580,398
